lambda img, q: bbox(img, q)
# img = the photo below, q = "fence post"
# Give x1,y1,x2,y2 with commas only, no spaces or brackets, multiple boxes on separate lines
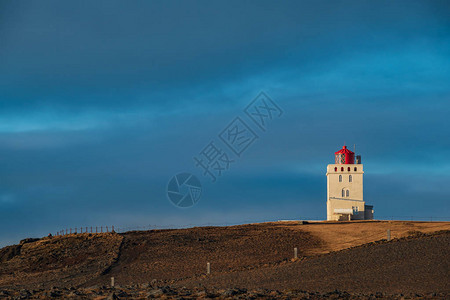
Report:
106,226,109,232
70,228,72,234
111,277,115,288
206,262,210,275
294,247,298,259
101,226,103,233
387,229,391,241
96,226,98,233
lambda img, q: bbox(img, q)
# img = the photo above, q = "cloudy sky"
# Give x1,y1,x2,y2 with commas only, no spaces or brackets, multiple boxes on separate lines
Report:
1,0,449,246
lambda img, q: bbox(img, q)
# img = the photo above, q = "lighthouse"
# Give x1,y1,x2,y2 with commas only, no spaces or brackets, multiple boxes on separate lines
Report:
326,145,374,221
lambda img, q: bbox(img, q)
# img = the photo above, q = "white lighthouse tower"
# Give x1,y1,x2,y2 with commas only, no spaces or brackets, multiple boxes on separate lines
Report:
326,145,374,221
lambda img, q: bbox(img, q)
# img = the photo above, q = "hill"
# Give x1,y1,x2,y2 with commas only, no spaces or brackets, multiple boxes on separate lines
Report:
0,220,449,298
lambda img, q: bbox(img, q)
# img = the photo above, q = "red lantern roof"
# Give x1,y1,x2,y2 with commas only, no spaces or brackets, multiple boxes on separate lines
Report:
334,145,355,164
334,145,354,155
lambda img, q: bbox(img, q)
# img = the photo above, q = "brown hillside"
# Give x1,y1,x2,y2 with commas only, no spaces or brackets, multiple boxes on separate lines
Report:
177,231,450,294
284,220,450,254
0,233,122,289
84,223,321,288
0,220,448,293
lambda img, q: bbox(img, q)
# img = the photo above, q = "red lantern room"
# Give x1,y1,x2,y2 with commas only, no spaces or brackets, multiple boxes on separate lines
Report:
335,145,355,164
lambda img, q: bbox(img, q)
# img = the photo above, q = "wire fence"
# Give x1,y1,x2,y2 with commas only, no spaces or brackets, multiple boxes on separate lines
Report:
53,216,450,236
55,226,115,236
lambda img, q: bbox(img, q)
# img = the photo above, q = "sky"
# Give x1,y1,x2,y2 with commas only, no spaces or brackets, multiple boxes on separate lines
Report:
0,0,449,247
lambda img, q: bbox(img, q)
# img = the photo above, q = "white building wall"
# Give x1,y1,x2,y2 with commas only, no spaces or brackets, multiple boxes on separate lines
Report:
326,164,364,221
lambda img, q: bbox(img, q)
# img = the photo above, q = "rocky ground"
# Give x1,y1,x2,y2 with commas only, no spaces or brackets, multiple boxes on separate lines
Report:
177,231,450,294
0,285,448,299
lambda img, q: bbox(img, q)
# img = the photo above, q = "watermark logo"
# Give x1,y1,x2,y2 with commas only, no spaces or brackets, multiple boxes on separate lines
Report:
219,116,258,157
245,92,283,131
167,173,202,208
193,141,235,183
166,92,283,208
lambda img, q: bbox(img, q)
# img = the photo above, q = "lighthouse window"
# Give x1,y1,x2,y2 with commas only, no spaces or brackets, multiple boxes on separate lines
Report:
339,175,342,182
342,188,349,198
349,175,352,182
